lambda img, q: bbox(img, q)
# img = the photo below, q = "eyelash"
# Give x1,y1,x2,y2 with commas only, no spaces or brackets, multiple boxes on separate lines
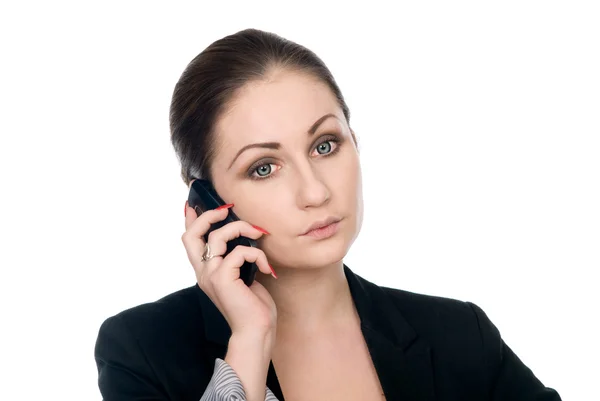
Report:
247,135,343,181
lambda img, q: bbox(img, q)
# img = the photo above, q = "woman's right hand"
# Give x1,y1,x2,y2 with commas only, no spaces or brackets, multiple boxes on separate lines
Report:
181,199,278,339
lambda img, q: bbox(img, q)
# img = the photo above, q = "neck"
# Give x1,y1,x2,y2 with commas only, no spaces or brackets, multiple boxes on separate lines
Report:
256,261,357,337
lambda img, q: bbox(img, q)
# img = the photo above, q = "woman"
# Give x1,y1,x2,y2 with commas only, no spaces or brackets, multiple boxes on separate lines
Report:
94,28,561,401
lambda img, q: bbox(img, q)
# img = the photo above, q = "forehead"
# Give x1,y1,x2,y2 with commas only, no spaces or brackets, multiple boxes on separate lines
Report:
214,70,343,149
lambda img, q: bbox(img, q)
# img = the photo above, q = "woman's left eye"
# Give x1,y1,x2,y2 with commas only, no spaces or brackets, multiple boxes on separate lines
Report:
311,138,339,156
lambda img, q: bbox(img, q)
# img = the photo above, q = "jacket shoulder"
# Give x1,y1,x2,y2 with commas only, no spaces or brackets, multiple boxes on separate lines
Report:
381,285,474,318
110,285,201,325
378,287,562,399
99,284,205,347
380,286,483,348
94,284,216,400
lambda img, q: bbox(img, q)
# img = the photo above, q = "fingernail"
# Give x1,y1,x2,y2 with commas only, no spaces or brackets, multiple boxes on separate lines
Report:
269,264,277,279
184,200,188,217
215,203,234,210
251,224,270,235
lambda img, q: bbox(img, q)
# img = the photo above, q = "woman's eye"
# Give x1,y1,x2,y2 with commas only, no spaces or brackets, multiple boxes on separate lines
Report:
249,163,278,180
316,141,331,154
255,164,272,177
311,139,338,156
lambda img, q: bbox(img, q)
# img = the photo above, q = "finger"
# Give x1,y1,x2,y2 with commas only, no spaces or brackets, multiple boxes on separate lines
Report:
184,206,231,241
185,201,227,231
181,207,230,269
184,200,198,231
210,245,273,282
206,220,269,257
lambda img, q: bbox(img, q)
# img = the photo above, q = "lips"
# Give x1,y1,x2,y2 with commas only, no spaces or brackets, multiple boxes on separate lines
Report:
302,216,342,235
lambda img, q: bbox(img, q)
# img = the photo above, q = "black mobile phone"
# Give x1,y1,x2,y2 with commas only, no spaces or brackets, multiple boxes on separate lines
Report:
187,179,258,286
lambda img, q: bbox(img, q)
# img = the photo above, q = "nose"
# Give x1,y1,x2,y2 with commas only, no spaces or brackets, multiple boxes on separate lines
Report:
295,164,331,209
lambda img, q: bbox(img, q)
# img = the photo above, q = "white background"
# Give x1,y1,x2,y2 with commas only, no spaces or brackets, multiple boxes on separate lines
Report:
1,1,598,400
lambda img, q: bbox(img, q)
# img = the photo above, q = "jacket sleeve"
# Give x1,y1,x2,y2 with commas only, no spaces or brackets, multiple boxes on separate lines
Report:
466,302,562,401
95,314,279,401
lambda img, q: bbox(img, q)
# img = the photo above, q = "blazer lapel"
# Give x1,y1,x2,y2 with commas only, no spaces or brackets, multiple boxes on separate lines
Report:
344,265,436,401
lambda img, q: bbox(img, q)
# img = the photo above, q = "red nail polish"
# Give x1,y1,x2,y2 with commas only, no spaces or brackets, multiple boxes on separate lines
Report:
269,264,277,279
184,201,188,217
215,203,234,211
251,225,270,235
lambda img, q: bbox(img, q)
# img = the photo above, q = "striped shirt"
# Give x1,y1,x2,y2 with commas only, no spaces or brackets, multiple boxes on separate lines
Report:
200,358,279,401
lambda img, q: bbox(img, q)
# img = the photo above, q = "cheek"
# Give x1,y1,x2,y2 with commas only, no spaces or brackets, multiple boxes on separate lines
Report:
335,152,361,194
340,154,364,224
233,185,290,228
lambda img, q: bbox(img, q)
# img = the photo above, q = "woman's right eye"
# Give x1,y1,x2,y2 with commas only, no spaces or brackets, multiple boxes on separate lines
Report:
249,163,279,180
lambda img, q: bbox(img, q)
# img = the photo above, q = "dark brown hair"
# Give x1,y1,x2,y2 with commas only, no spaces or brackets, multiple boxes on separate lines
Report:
169,28,351,186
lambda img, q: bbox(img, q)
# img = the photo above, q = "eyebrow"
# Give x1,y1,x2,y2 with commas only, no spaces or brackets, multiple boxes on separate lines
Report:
226,113,341,171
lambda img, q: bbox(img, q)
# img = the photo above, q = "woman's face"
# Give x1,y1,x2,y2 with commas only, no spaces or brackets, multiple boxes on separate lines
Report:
207,69,363,270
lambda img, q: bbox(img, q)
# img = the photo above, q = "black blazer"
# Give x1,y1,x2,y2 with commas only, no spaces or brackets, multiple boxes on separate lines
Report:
95,265,561,400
